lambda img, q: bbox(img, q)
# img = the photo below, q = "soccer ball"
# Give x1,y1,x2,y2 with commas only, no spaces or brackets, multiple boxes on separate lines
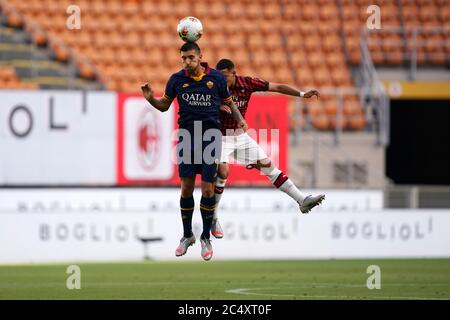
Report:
177,16,203,42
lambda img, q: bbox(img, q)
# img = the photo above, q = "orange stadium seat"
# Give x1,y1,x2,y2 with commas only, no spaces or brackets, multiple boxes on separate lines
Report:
78,62,96,80
285,34,302,51
347,113,367,130
270,50,288,68
308,53,326,69
274,66,294,84
329,114,347,130
245,2,264,20
331,67,353,87
318,23,336,38
6,10,23,28
290,50,308,68
307,102,325,117
325,52,346,68
31,29,47,47
227,2,245,19
0,66,17,82
343,101,363,116
322,35,342,53
0,66,38,89
282,2,300,21
313,67,333,87
319,4,339,21
263,3,281,20
255,65,275,81
295,65,314,88
324,101,338,116
301,4,318,21
311,113,330,131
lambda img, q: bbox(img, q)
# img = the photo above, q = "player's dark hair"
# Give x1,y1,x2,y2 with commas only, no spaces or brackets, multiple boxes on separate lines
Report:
180,42,201,54
216,59,235,70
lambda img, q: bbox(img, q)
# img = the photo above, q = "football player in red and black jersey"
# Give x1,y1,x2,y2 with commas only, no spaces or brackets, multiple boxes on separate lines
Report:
211,58,324,239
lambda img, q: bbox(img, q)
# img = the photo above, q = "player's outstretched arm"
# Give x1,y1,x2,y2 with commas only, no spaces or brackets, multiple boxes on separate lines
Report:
224,99,248,131
141,83,173,112
268,83,320,99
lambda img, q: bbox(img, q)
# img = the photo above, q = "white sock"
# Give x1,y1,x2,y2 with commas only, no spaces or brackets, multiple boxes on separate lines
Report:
279,178,306,204
213,177,227,219
263,167,306,204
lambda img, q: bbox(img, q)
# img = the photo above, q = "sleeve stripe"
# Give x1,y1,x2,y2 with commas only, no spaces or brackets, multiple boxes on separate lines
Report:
223,96,233,102
163,93,173,100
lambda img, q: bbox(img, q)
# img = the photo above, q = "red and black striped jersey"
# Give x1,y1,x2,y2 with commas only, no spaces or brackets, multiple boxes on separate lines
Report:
220,75,269,135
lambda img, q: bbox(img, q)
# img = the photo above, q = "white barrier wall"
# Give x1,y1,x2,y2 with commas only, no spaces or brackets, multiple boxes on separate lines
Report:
0,209,449,263
0,188,383,213
0,91,116,184
0,188,449,263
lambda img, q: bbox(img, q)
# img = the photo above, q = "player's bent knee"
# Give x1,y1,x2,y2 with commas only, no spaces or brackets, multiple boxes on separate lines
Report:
259,159,272,168
218,164,229,179
218,169,229,180
256,159,273,172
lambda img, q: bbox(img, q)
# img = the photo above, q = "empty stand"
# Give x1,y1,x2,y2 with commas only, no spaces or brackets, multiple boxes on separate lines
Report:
2,0,446,132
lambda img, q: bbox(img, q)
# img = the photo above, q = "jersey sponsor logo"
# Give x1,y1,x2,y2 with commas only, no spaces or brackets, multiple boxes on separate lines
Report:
231,95,247,108
206,81,214,89
181,93,212,107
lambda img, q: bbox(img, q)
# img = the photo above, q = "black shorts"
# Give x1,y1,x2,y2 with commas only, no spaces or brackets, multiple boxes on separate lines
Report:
177,125,222,183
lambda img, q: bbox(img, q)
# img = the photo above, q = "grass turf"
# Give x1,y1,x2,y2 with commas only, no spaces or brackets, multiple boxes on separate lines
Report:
0,259,449,300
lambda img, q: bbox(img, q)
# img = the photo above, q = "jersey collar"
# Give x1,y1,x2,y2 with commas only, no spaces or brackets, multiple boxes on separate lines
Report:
184,62,210,81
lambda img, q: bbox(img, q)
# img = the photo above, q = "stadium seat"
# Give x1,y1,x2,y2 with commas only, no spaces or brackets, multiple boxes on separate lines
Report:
311,113,330,130
52,43,70,63
322,34,342,53
6,10,23,28
343,101,363,116
325,52,346,68
31,29,47,47
324,101,337,116
270,50,288,68
313,67,333,87
347,113,367,130
263,3,281,20
307,102,325,117
308,53,327,68
227,2,244,19
274,66,294,84
329,114,347,130
0,66,38,89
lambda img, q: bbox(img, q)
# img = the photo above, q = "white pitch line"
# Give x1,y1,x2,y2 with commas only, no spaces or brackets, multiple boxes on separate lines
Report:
226,288,296,297
225,286,450,300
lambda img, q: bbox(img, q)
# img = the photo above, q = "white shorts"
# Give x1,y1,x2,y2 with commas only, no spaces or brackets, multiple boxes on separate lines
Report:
220,133,268,165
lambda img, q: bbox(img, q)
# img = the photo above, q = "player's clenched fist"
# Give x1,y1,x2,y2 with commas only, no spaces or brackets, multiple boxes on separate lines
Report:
141,83,154,101
303,90,320,99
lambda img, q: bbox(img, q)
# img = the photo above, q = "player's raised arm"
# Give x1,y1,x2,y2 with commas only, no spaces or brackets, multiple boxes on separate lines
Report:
268,83,320,99
141,83,173,112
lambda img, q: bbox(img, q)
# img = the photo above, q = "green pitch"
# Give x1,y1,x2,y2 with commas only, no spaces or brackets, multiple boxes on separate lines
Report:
0,259,449,300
